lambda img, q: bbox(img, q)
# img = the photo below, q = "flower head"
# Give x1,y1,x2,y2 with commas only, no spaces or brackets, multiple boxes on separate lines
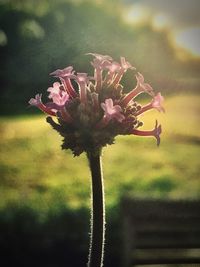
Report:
29,53,164,155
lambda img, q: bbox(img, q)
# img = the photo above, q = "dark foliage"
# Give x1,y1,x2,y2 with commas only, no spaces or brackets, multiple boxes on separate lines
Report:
0,204,122,267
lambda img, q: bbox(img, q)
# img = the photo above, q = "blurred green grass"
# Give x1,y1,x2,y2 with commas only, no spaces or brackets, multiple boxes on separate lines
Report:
0,94,200,216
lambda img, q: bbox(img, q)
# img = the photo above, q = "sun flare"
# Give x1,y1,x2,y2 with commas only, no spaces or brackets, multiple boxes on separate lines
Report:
174,27,200,57
124,5,149,25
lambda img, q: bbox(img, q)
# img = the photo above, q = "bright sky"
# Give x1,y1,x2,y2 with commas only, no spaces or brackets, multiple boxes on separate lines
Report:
123,0,200,57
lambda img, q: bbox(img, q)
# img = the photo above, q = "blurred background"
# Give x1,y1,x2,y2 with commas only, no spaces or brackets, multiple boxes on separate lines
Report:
0,0,200,266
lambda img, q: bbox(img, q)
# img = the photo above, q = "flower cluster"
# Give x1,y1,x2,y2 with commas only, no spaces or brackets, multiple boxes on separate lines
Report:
29,53,164,156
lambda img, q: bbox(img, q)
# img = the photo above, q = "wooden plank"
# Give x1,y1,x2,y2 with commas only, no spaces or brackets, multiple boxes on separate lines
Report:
122,215,134,267
134,236,200,249
122,199,200,218
132,257,200,265
130,219,200,232
132,248,200,264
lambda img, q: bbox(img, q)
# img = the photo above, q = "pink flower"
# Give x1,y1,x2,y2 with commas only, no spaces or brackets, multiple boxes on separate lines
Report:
121,72,154,106
131,120,162,146
136,72,154,96
103,61,121,85
112,57,136,87
101,98,125,123
51,92,69,106
50,66,77,98
88,54,113,92
29,94,56,116
151,92,165,112
72,73,93,103
29,93,42,106
47,82,61,98
47,82,69,107
91,58,111,70
136,92,165,115
120,57,135,71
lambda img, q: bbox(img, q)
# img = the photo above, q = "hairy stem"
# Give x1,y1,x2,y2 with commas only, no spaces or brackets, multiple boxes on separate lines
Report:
87,151,105,267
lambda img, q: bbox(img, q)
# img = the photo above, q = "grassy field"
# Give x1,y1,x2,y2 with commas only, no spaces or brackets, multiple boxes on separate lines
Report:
0,94,200,215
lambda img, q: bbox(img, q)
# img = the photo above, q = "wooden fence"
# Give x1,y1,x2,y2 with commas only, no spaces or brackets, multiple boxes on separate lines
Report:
121,198,200,266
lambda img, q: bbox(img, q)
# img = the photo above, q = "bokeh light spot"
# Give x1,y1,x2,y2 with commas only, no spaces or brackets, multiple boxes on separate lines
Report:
20,20,45,39
124,5,150,25
0,30,7,46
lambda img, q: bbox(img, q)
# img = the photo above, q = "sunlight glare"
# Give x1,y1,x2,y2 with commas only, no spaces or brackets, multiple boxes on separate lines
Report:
174,27,200,57
124,5,149,25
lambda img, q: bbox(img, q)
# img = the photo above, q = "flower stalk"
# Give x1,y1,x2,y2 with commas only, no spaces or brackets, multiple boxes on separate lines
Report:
87,150,105,267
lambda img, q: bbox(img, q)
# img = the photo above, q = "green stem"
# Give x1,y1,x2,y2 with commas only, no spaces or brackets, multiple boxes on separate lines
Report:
87,151,105,267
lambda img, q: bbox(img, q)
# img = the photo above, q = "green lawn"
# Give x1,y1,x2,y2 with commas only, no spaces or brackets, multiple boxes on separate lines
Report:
0,94,200,216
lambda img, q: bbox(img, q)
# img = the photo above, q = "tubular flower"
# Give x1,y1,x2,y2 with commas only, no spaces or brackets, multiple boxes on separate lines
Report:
29,94,56,116
121,72,154,106
50,66,77,98
29,53,164,155
131,120,162,146
103,61,121,86
112,57,136,87
72,73,93,103
151,92,165,112
89,54,111,92
136,92,165,115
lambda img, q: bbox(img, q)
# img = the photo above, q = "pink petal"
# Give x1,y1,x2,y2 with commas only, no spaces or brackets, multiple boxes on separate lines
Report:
151,92,165,112
101,98,125,123
47,82,61,98
29,94,42,106
105,98,114,110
